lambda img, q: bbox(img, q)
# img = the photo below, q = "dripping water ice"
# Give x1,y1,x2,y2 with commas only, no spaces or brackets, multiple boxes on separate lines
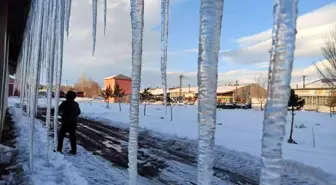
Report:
46,0,58,159
92,0,98,55
196,0,224,184
128,0,145,184
104,0,107,35
160,0,169,110
65,0,72,39
27,0,45,171
260,1,298,185
53,0,66,152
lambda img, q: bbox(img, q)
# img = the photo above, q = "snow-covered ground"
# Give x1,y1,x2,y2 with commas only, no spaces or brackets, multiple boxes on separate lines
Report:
9,97,336,183
7,99,158,185
72,99,336,178
9,106,88,185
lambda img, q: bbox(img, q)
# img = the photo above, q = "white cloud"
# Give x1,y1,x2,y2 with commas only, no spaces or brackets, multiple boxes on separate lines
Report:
164,69,268,87
221,3,336,65
62,0,169,87
163,60,330,89
61,0,195,88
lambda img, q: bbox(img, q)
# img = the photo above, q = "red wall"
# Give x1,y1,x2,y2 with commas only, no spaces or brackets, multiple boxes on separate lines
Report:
115,79,131,95
104,78,132,103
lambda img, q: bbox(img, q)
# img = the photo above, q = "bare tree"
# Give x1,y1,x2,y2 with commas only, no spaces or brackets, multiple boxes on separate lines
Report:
255,74,267,111
325,94,336,117
73,74,101,98
315,25,336,87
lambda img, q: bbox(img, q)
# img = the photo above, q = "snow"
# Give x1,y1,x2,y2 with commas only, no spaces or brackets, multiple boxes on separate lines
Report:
0,144,15,164
8,97,336,183
72,100,336,178
9,106,88,185
7,99,157,185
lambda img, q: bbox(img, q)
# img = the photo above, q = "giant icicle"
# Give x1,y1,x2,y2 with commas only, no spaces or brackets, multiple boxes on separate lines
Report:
53,0,66,152
20,12,34,111
260,1,298,185
104,0,107,35
128,0,144,184
197,0,224,184
92,0,98,55
160,0,169,108
28,0,45,171
46,0,57,158
65,0,72,39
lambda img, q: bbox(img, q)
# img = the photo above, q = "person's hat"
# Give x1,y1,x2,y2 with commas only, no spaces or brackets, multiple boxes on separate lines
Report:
66,91,76,100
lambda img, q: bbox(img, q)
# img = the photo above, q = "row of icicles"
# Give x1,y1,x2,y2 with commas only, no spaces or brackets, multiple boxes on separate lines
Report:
13,0,298,185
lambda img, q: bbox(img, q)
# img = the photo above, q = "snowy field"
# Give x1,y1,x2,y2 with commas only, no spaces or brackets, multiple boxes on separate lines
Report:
74,99,336,177
9,97,336,183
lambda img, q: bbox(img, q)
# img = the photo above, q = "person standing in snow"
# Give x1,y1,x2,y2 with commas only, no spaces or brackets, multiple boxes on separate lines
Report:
57,91,81,155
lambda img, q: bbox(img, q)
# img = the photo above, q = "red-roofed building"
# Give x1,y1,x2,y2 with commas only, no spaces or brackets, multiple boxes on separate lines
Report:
104,74,132,103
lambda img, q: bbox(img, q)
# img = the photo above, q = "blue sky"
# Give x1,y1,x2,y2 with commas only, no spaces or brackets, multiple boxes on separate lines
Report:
167,0,334,73
62,0,336,88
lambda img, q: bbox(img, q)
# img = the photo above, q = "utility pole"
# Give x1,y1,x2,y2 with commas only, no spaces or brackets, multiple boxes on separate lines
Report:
234,80,239,102
302,75,306,88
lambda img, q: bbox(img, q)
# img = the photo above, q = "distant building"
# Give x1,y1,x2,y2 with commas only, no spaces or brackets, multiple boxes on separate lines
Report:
217,84,267,105
142,84,267,105
104,74,132,103
168,87,198,101
294,87,335,112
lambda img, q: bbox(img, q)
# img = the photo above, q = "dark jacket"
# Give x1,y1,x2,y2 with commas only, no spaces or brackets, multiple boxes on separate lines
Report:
59,100,81,124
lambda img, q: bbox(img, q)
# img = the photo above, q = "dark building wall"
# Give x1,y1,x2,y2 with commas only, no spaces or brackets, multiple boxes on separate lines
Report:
233,84,267,102
0,0,9,139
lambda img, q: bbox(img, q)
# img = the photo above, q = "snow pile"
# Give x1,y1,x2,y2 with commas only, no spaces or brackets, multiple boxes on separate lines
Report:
9,107,88,185
0,144,16,164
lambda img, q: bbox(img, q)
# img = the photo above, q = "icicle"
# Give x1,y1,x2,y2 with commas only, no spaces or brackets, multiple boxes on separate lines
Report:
46,0,57,159
28,0,45,171
41,0,50,69
104,0,107,35
92,0,98,55
197,0,224,184
53,0,66,152
19,47,26,106
20,13,33,109
65,0,72,39
260,1,298,185
128,0,144,184
160,0,169,110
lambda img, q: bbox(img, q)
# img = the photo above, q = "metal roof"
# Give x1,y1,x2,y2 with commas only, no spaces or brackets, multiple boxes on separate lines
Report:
104,74,131,80
141,84,255,95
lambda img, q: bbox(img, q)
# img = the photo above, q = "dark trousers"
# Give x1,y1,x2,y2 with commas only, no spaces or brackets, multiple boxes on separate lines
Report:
57,123,77,154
